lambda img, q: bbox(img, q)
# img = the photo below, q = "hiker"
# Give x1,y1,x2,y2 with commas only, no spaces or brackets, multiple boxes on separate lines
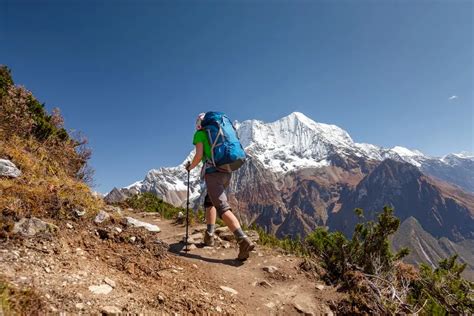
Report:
185,112,255,261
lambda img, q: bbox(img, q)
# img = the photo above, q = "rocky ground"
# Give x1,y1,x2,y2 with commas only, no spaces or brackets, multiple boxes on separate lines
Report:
0,207,344,315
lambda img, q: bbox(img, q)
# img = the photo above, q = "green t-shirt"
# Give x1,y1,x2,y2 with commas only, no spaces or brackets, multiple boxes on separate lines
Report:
193,130,212,162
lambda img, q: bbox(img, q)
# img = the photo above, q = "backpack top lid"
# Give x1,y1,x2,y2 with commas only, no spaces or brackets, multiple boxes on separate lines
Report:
201,111,226,127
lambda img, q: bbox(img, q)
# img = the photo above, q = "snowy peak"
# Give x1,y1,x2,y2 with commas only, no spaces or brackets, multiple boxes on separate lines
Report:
236,112,356,173
391,146,425,158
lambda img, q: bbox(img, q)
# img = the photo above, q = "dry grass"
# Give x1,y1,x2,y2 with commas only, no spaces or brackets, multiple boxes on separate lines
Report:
0,278,46,315
0,132,103,229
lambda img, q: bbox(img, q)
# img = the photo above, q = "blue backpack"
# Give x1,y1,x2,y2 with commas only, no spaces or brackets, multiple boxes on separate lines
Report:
201,112,246,172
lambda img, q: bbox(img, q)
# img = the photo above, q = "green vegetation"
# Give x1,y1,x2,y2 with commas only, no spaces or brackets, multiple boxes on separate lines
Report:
306,206,409,282
252,224,306,256
411,255,474,314
121,192,227,226
121,192,185,219
303,206,473,314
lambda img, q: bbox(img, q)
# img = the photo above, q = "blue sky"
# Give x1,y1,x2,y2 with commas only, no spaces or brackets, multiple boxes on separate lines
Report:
1,0,472,193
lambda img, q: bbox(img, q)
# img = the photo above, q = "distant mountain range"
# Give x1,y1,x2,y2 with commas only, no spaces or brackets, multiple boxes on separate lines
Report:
107,112,474,277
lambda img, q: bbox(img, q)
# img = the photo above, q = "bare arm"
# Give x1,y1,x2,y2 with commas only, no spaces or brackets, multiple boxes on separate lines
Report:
186,142,203,171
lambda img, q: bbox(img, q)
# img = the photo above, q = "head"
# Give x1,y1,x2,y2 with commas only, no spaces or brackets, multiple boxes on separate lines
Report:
195,112,205,130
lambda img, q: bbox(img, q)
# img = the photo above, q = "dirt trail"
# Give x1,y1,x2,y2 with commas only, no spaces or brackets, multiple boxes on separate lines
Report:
126,211,340,315
0,210,342,314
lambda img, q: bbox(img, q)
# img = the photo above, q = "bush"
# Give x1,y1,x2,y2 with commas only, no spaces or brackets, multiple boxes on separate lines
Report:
121,192,185,220
251,224,306,256
410,255,474,314
305,206,473,314
306,206,409,283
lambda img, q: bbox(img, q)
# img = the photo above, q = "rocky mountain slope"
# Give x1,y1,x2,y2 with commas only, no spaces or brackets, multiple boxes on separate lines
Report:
114,112,473,206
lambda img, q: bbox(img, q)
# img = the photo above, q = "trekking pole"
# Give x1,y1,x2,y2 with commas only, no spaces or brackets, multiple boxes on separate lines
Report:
185,166,190,252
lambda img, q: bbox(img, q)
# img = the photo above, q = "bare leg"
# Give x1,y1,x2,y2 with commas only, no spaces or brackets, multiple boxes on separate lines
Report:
221,210,240,232
206,206,216,225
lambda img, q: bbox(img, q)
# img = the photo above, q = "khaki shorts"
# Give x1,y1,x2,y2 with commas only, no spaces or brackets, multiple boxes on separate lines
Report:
203,172,232,217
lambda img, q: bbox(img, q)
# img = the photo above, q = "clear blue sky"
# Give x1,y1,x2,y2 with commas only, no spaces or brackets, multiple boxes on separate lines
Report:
1,0,472,193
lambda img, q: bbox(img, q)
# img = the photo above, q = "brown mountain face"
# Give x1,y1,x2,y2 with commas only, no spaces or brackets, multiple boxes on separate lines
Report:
227,153,378,238
328,159,474,242
392,217,474,280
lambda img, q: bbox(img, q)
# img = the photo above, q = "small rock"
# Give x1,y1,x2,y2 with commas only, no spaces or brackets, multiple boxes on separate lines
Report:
0,159,21,178
114,227,122,233
322,304,334,316
220,286,238,295
74,208,86,217
66,223,73,229
44,266,51,273
258,280,272,288
216,306,223,313
104,277,116,288
192,264,198,269
12,217,57,237
89,284,113,295
125,216,160,232
129,236,136,242
94,210,110,224
219,232,234,241
258,253,264,257
215,226,229,235
265,302,276,309
222,242,231,249
293,297,317,316
104,205,123,213
187,244,197,250
158,293,165,303
101,305,122,315
75,303,85,310
263,266,278,273
315,284,325,291
190,232,203,240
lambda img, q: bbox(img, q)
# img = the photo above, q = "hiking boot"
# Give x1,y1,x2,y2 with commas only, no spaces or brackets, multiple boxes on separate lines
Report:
203,231,215,247
237,237,255,261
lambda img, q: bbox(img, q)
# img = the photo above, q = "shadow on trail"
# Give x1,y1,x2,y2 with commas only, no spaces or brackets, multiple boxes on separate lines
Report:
168,242,244,267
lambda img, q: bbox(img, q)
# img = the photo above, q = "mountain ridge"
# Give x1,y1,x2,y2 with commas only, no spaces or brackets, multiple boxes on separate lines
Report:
112,112,473,203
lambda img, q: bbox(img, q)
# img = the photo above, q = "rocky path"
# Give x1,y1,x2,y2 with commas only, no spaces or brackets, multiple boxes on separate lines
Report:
126,211,340,315
0,210,342,314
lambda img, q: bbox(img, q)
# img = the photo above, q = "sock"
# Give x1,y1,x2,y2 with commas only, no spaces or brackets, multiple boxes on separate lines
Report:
233,227,247,241
207,224,215,235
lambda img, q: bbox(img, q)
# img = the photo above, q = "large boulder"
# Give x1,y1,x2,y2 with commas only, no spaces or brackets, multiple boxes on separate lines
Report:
125,217,160,232
13,217,58,237
0,159,21,178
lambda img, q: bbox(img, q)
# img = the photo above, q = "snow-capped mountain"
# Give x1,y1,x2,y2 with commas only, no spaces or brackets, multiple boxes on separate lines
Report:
111,112,473,205
106,111,473,275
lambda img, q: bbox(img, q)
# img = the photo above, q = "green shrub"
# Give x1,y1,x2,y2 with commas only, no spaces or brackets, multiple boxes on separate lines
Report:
122,192,185,220
306,206,409,283
251,224,306,255
410,255,474,314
